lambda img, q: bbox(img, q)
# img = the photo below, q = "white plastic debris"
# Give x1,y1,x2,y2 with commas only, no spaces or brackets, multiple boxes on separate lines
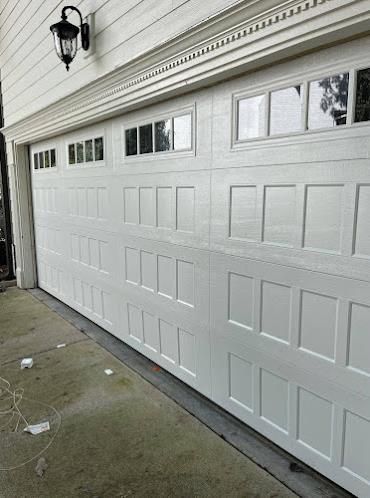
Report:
104,369,114,376
24,421,50,435
21,358,33,369
56,343,66,349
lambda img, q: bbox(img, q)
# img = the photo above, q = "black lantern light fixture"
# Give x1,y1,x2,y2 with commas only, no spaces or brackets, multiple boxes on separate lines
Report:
50,6,90,71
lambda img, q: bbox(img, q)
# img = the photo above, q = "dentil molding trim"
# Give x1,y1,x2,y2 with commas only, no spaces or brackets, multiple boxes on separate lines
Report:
3,0,369,144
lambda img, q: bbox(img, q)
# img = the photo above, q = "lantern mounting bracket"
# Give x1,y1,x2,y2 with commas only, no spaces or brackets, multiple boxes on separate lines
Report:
61,6,90,51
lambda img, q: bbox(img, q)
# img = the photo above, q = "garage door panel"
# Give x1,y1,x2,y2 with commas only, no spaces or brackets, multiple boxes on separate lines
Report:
120,235,209,319
210,252,370,399
116,171,210,248
211,336,370,497
118,294,211,396
210,168,370,281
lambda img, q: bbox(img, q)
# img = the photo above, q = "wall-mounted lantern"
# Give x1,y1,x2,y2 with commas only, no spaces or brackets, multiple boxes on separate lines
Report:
50,6,90,71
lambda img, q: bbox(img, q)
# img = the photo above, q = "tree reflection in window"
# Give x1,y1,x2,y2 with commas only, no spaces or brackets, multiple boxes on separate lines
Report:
155,120,171,152
355,68,370,123
308,73,349,129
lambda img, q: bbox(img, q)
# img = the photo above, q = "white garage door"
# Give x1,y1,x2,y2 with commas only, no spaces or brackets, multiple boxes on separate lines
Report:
30,40,370,497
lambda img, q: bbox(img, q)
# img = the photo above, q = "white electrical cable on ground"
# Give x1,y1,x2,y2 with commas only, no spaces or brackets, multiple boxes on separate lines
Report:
0,376,62,471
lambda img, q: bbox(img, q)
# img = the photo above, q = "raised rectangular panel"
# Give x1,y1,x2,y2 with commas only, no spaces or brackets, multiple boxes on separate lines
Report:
157,187,172,229
124,187,138,224
68,188,77,216
127,303,143,342
125,247,140,285
348,303,370,375
102,292,113,324
176,187,195,232
73,278,83,305
78,188,87,217
354,185,370,257
97,188,108,220
261,281,291,344
176,260,194,307
99,241,109,273
159,319,178,363
139,187,155,226
228,272,253,330
92,286,103,318
263,186,296,247
89,238,99,269
343,411,370,483
87,188,98,219
229,353,253,411
299,291,337,361
82,282,92,311
71,234,79,261
229,186,257,240
80,236,89,265
260,369,288,433
178,328,196,375
304,185,343,253
157,255,175,298
140,251,156,291
298,388,333,458
143,311,159,352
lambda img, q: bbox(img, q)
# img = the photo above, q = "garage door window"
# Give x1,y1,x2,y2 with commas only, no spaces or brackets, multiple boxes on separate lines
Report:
355,68,370,123
33,148,57,170
237,94,266,140
124,111,193,157
270,85,303,135
68,137,105,165
308,73,349,130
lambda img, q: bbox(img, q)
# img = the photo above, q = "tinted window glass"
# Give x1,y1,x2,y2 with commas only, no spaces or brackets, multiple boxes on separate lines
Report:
34,153,39,170
50,149,56,167
308,73,349,129
94,137,104,161
270,86,302,135
237,95,266,140
355,68,370,123
173,114,191,150
155,120,171,152
125,128,137,156
68,144,75,164
44,150,50,168
39,152,44,169
76,142,84,163
85,140,93,162
139,124,153,154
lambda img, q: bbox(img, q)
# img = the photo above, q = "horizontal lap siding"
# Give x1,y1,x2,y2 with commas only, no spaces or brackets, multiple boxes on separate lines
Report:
0,0,241,126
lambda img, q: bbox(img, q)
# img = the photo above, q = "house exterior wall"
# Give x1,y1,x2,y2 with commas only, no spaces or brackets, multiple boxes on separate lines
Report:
0,0,266,127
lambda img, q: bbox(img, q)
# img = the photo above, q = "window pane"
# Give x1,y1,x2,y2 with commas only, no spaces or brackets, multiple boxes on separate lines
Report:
237,95,266,140
50,149,56,167
125,128,137,156
76,142,84,163
85,140,93,162
355,68,370,123
34,153,39,170
94,137,104,161
155,120,171,152
308,73,349,130
270,86,303,135
44,150,50,168
173,114,191,150
39,152,44,169
68,144,75,164
139,124,153,154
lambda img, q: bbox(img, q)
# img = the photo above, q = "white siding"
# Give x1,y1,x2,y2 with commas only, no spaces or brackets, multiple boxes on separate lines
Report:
0,0,242,126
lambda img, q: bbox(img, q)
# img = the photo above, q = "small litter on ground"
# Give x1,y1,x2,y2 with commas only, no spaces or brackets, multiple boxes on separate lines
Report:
104,369,114,376
20,358,33,369
35,457,48,477
24,421,50,435
56,343,66,349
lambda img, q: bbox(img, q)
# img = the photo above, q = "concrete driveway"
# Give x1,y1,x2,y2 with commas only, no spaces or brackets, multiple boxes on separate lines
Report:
0,287,297,498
